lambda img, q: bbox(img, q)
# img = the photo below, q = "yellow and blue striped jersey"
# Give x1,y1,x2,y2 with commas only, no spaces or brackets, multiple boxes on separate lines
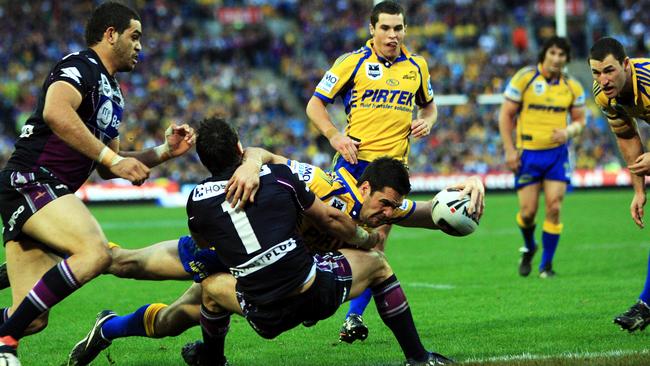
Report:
503,63,586,150
593,58,650,125
286,159,416,252
314,39,434,163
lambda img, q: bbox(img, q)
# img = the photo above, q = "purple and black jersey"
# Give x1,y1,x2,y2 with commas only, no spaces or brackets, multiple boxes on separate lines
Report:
187,164,317,305
4,49,125,192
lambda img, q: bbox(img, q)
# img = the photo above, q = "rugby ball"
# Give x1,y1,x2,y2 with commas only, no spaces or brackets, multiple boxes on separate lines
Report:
431,188,479,236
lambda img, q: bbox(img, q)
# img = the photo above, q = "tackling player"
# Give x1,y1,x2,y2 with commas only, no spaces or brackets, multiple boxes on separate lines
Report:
499,36,586,279
306,0,438,341
589,37,650,332
66,148,484,366
0,2,195,365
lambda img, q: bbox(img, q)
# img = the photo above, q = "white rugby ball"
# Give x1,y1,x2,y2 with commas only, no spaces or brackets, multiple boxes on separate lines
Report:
431,188,479,236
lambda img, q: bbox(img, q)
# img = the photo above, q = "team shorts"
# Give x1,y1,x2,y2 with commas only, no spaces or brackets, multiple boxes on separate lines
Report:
0,168,71,244
237,251,353,339
177,235,229,282
515,145,571,189
331,155,370,179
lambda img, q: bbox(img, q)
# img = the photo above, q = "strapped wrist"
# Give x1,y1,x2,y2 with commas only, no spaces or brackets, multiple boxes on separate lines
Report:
98,146,124,167
154,143,172,161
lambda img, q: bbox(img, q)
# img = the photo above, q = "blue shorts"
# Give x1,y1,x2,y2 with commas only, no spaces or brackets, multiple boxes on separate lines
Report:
331,155,370,179
177,235,228,283
237,251,352,339
515,145,571,189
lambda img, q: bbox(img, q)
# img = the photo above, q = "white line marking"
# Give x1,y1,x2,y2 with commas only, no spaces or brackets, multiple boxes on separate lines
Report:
463,349,650,363
407,283,455,290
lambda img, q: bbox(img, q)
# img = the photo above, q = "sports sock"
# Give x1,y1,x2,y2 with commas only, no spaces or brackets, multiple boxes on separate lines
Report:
639,252,650,304
539,220,563,271
516,212,536,251
371,274,428,362
199,305,230,363
101,303,167,340
0,260,79,340
346,288,372,318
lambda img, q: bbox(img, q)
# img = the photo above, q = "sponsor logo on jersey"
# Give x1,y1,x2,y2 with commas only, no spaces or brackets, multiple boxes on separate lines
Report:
317,71,339,94
60,67,82,85
100,74,113,98
403,71,416,80
8,205,25,232
289,161,315,183
427,79,434,97
230,238,297,278
192,181,228,201
533,80,546,95
386,79,399,86
527,104,567,113
97,100,114,130
19,125,34,139
366,63,382,80
330,197,347,212
350,89,415,110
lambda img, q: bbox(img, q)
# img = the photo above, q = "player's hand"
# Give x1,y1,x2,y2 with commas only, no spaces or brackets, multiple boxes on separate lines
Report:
551,128,569,144
449,176,485,219
358,229,386,250
411,118,433,139
504,148,520,173
631,192,646,228
629,153,650,176
330,132,360,164
226,159,261,209
165,123,196,158
109,157,150,186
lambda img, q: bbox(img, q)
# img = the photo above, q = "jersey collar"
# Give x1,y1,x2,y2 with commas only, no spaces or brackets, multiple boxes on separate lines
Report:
537,63,561,85
366,39,410,68
334,167,364,220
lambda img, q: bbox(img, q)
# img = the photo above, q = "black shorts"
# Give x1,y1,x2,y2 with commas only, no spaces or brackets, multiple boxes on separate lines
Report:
0,168,71,243
237,251,353,339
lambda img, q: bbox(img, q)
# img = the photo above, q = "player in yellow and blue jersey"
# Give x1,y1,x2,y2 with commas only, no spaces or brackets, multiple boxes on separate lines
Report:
306,0,438,342
589,37,650,332
499,36,586,279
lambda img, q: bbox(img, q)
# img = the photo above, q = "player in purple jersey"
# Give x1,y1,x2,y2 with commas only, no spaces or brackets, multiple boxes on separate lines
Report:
0,2,194,364
181,117,452,366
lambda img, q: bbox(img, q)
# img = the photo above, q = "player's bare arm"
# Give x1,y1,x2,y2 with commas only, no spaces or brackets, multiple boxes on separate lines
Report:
498,98,521,172
611,119,646,228
120,123,196,166
307,95,360,164
305,198,383,250
411,100,437,138
43,81,150,185
552,106,586,144
226,147,287,209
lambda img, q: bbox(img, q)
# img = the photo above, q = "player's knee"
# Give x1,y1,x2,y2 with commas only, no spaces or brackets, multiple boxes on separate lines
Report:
107,249,138,278
77,244,112,276
368,250,393,279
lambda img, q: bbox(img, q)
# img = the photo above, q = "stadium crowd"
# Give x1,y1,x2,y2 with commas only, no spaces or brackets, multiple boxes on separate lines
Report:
0,0,641,183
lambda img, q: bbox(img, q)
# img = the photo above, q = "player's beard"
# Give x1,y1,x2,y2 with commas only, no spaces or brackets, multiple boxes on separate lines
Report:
113,38,136,72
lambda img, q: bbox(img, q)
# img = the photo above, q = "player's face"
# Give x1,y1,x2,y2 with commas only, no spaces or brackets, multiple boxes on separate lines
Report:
114,19,142,72
359,186,404,228
541,45,567,76
590,54,629,99
369,13,405,62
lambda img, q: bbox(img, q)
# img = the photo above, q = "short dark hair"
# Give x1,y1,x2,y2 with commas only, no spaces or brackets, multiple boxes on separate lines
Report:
538,36,571,63
358,157,411,196
589,37,627,64
85,1,141,47
370,1,405,27
196,117,241,175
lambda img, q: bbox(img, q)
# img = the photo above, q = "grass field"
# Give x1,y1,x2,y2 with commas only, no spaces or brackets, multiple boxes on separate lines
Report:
2,189,650,365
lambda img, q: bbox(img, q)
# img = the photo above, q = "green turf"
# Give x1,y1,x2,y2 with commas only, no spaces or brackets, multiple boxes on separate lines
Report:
2,189,650,365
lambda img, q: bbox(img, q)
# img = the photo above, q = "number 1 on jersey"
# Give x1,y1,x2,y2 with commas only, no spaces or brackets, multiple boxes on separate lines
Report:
221,201,262,254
